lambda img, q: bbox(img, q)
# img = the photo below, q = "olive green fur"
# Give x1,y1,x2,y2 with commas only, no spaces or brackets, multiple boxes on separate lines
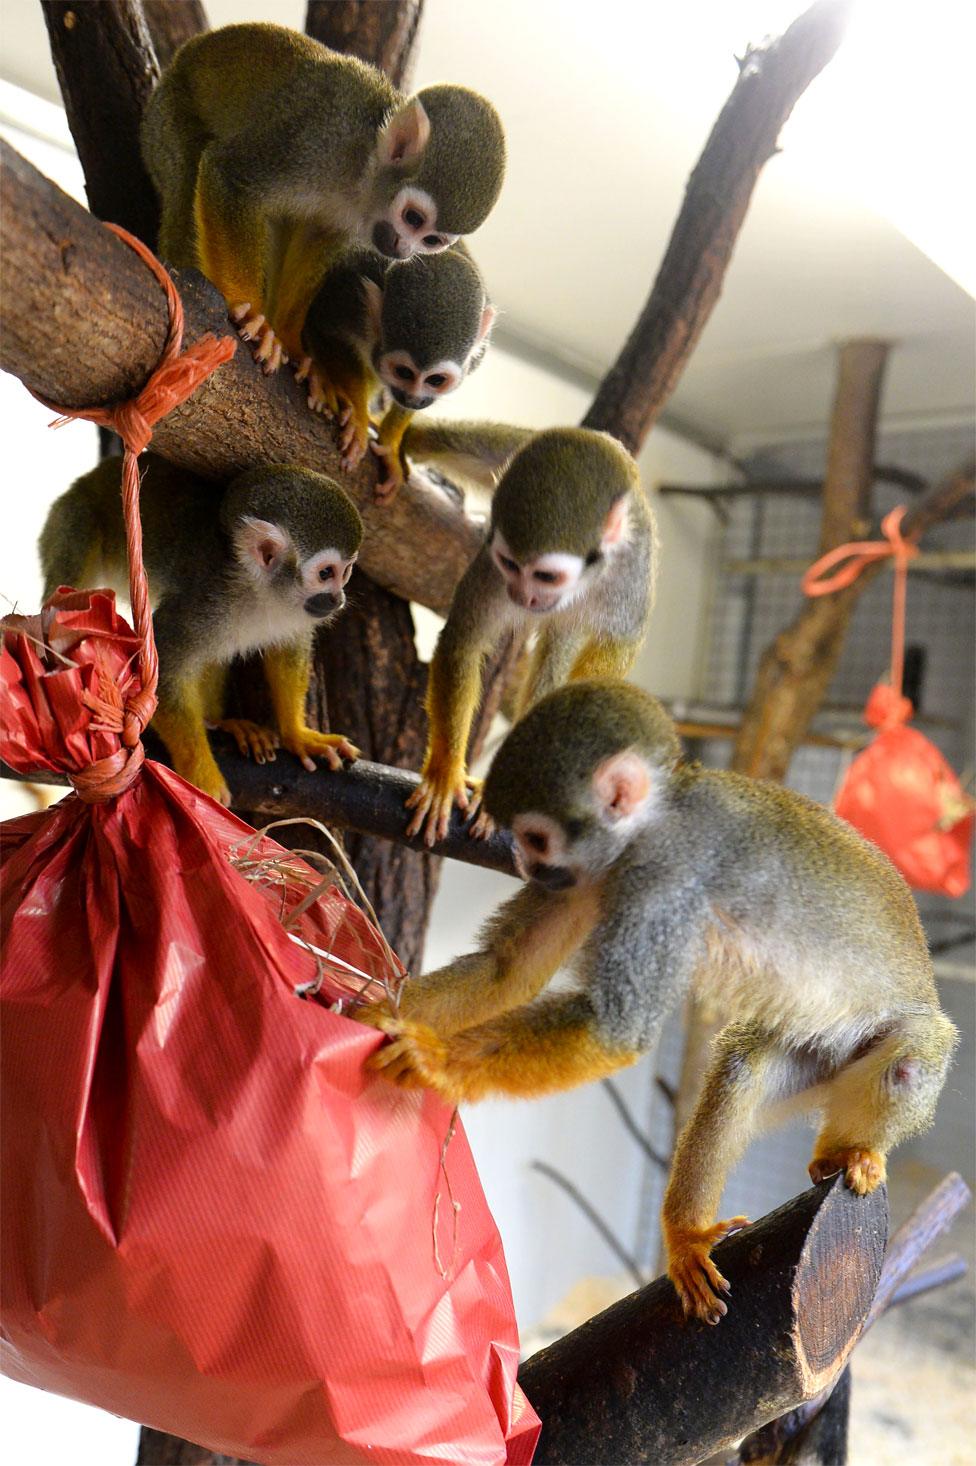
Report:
382,248,489,368
141,22,505,280
413,84,505,234
492,427,644,558
40,457,361,606
484,679,681,828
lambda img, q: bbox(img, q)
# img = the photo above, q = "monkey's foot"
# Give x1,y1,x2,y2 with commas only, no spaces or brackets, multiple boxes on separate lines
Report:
338,401,370,472
665,1216,749,1326
297,360,338,418
405,767,477,848
809,1147,887,1196
366,1016,451,1091
282,727,360,773
211,718,279,765
229,303,288,375
370,439,407,505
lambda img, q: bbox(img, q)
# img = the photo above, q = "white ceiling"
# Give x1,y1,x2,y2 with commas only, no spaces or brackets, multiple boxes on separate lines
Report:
2,0,973,451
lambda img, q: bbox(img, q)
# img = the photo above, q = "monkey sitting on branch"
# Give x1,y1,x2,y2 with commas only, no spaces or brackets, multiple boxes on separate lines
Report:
141,22,505,376
405,428,657,846
364,680,958,1326
40,458,363,807
300,244,495,495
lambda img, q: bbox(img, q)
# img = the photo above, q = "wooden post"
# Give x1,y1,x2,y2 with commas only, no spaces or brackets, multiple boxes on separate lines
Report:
519,1176,887,1466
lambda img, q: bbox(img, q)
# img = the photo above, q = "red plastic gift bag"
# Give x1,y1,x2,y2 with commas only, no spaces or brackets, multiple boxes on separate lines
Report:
834,685,973,898
803,506,972,898
0,591,539,1465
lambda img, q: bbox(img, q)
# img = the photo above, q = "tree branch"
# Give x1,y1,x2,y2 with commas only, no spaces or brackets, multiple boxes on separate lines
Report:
518,1175,887,1466
305,1,424,90
141,0,209,68
0,139,482,615
582,0,853,452
40,0,160,244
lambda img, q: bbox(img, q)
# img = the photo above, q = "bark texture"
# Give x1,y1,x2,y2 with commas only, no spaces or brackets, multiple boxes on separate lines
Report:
583,0,852,452
305,0,424,89
141,0,209,68
519,1176,887,1466
41,0,160,244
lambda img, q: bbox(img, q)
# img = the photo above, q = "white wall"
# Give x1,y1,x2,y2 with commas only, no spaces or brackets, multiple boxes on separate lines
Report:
0,90,724,1461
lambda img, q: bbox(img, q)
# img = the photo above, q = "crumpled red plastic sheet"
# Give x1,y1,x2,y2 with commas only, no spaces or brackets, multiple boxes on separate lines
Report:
834,684,972,899
0,591,540,1465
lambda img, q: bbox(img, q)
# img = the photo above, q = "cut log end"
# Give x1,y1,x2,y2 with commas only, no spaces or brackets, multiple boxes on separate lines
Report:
519,1176,887,1466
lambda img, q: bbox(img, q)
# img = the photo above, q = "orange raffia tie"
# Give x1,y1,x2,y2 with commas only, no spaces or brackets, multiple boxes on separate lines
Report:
802,504,919,705
32,223,237,802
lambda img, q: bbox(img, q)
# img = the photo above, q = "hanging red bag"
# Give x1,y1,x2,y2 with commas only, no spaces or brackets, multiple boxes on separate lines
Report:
804,507,973,898
0,228,539,1466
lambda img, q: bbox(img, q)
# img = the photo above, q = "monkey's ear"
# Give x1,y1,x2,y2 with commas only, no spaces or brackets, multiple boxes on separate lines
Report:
475,302,497,347
361,277,384,343
592,749,652,823
237,517,289,570
378,100,430,167
601,494,631,550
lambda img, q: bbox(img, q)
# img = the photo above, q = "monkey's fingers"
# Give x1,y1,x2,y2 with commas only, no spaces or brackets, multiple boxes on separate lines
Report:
283,728,361,773
810,1147,886,1196
405,775,470,847
213,719,279,765
305,368,339,418
468,807,497,841
252,324,287,375
353,1003,399,1033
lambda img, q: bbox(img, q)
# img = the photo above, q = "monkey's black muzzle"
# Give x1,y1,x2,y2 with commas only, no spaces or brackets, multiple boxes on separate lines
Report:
304,592,343,619
391,388,433,411
372,221,400,257
528,864,577,891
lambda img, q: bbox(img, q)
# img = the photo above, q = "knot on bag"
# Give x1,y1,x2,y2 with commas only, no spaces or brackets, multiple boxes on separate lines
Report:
802,504,919,714
27,224,236,803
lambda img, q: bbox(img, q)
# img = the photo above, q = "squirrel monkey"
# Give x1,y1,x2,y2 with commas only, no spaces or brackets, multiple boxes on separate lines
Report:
141,23,505,373
300,245,495,495
406,428,656,846
39,457,363,806
367,680,957,1326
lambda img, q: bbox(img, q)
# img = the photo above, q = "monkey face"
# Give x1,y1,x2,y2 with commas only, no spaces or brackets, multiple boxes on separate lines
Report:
299,548,357,619
489,531,587,614
511,813,578,887
371,187,458,261
376,349,463,411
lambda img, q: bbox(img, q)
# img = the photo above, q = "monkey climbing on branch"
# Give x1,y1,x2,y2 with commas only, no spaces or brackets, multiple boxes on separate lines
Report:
141,22,505,376
405,428,657,846
40,458,363,806
300,244,495,490
364,680,958,1326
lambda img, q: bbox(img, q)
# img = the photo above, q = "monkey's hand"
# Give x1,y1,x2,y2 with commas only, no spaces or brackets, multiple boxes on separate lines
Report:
405,762,480,848
370,439,408,505
230,303,288,375
809,1147,887,1196
281,726,360,773
664,1216,749,1326
211,718,279,765
366,1016,457,1097
466,784,496,841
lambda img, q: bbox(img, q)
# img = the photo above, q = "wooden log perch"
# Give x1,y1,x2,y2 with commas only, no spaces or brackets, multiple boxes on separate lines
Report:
734,1170,971,1464
583,0,852,452
518,1175,888,1466
0,743,520,879
0,139,482,616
